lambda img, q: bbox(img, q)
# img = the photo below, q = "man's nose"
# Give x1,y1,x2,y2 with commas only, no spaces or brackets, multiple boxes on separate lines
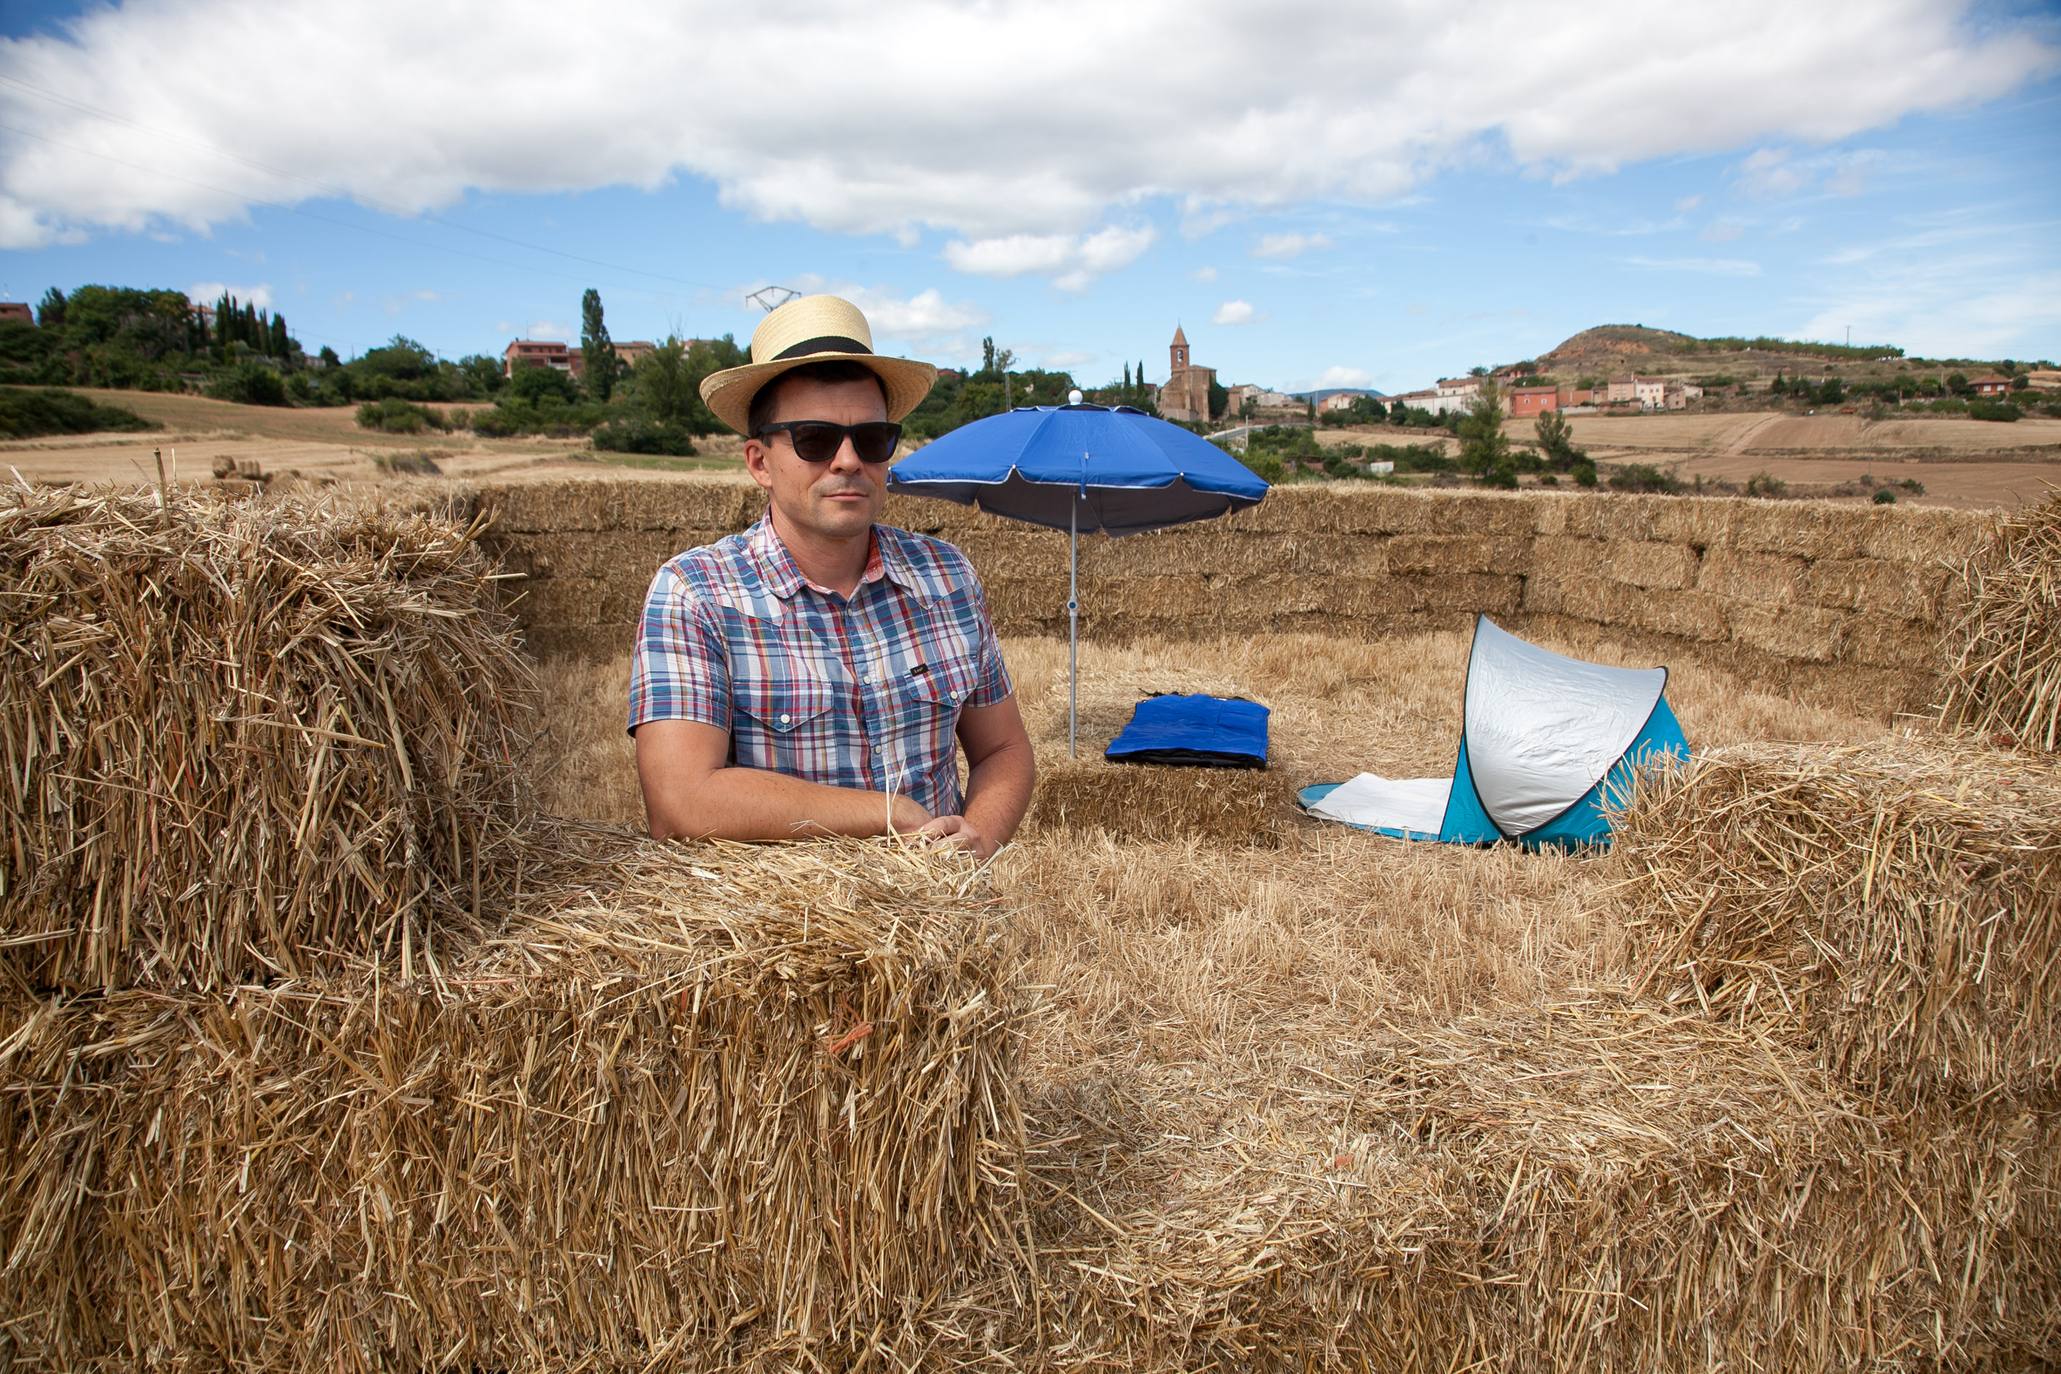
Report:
827,437,865,473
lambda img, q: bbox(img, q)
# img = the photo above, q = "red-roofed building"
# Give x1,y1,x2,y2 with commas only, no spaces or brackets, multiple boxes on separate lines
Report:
1507,385,1559,418
503,339,573,378
0,302,33,325
1970,375,2013,398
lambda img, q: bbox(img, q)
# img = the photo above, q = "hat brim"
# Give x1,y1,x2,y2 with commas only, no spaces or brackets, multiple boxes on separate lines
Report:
700,352,938,436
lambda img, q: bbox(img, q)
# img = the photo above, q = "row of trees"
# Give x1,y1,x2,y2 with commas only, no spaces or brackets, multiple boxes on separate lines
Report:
1,285,278,393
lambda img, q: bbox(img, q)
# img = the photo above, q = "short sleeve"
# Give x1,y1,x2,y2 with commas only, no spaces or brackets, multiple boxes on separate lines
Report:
627,562,730,735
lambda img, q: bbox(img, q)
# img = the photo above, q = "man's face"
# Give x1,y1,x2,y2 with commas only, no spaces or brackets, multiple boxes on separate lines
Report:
744,374,890,547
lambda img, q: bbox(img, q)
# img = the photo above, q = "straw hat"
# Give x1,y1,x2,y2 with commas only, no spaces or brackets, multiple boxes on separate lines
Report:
699,294,938,435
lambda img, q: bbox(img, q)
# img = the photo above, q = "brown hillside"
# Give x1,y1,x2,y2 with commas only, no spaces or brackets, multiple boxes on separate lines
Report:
1538,324,1703,374
1536,325,1908,383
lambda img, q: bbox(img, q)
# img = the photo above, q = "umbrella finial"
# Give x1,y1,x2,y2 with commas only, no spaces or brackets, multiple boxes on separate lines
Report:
1067,389,1083,405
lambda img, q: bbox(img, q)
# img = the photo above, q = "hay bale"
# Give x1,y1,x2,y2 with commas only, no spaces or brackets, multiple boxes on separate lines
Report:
0,482,535,992
1027,757,1294,845
1005,1000,2057,1372
1362,1001,2060,1371
1616,739,2061,1103
1939,492,2059,751
1017,1083,1470,1371
1,828,1026,1371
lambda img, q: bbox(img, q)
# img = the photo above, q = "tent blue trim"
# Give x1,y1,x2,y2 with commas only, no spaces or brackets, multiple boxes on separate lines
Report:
1521,696,1689,849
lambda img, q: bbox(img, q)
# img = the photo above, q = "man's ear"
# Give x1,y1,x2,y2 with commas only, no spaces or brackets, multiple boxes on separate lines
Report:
742,438,773,490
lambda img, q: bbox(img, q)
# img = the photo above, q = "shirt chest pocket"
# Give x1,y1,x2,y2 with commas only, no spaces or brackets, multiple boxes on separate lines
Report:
731,673,839,775
899,652,980,713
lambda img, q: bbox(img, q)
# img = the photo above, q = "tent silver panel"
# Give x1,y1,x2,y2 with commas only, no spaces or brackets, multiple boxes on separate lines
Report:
1461,618,1666,837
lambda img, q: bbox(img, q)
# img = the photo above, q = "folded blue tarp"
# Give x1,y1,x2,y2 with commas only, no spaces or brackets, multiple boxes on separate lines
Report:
1106,694,1269,769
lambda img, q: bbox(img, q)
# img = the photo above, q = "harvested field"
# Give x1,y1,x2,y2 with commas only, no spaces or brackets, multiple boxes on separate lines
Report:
0,389,749,485
4,479,2056,1370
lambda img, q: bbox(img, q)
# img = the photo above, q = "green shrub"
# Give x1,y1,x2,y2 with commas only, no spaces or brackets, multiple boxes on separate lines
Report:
470,395,609,438
1873,488,1897,504
1744,471,1788,498
1573,458,1598,487
206,363,288,406
355,398,452,434
1968,399,2021,422
1238,450,1285,484
592,415,697,456
0,386,156,438
1607,462,1684,494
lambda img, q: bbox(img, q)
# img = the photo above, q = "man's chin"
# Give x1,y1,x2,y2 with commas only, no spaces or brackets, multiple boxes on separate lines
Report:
818,496,879,528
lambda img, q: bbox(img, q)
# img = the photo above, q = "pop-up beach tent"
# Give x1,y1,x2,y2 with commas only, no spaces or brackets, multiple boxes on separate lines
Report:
1299,616,1688,849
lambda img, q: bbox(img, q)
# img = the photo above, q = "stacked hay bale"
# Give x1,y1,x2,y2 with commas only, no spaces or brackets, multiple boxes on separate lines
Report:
0,484,1027,1371
1938,491,2060,751
1,482,535,987
1588,496,2061,1367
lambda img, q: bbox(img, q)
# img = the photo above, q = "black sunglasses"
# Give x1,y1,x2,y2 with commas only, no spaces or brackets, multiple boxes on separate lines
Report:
754,420,902,464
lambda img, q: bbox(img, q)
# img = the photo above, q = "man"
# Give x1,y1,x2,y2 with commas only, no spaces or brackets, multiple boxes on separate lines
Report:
629,294,1034,860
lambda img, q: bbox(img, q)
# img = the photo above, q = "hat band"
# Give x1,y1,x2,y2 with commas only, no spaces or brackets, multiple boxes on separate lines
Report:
770,334,872,362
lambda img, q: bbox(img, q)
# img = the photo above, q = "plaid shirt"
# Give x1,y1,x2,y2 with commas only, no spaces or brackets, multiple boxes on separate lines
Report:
628,515,1013,817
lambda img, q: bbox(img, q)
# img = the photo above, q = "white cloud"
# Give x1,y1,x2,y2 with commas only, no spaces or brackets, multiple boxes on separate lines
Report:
1796,267,2061,360
942,233,1075,277
772,276,990,350
1793,213,2061,358
1213,298,1255,325
1735,146,1890,200
1674,194,1703,213
188,280,273,308
1193,265,1219,282
1701,218,1747,242
1253,231,1331,259
526,319,572,339
1624,255,1762,277
413,288,441,302
944,224,1154,287
1315,365,1372,388
2,2,2050,248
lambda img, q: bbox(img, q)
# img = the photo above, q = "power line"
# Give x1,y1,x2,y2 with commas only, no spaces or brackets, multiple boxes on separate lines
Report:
746,285,800,312
0,72,730,297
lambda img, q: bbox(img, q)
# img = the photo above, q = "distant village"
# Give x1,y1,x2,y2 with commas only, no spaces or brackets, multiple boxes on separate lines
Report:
480,320,2020,424
1151,324,1703,427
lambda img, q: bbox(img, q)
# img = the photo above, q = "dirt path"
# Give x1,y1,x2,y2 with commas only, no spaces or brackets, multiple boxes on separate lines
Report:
1721,413,1782,455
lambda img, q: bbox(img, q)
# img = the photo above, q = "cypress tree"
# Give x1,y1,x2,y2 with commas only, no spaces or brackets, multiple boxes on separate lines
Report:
579,287,618,401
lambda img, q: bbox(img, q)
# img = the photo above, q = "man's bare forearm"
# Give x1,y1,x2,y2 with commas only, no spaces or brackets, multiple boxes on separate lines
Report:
959,737,1036,852
646,765,929,843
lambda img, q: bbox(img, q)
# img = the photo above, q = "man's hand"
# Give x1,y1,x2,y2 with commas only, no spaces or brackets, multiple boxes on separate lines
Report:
889,793,934,835
916,813,998,862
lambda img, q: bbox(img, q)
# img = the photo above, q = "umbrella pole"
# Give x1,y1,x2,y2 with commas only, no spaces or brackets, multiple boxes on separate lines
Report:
1068,492,1079,757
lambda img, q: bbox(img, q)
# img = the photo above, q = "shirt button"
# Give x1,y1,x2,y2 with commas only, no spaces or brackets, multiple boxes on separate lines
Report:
779,712,791,725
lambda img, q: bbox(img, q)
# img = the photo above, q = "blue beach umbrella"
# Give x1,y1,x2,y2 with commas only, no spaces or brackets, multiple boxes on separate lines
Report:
888,399,1268,753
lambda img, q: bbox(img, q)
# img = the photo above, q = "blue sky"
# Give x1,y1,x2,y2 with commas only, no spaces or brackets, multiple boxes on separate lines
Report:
2,1,2057,394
